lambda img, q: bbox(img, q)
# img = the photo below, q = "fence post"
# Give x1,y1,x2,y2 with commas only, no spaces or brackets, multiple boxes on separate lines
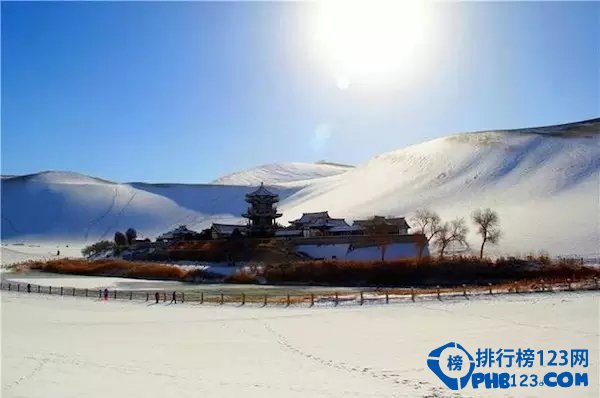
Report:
200,292,204,304
129,291,133,300
241,293,245,306
114,290,118,300
334,292,339,306
99,289,102,299
49,286,52,294
38,285,41,293
181,292,184,303
410,287,415,302
360,291,364,305
462,284,467,297
220,293,224,305
385,292,389,304
17,284,20,292
72,288,75,296
163,292,166,302
8,283,11,291
310,293,314,307
85,288,88,297
286,294,290,307
436,285,441,300
567,278,572,291
487,283,492,295
263,294,267,307
60,287,63,296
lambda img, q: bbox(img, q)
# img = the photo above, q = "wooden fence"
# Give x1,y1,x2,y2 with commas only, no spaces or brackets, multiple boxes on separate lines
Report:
0,277,598,307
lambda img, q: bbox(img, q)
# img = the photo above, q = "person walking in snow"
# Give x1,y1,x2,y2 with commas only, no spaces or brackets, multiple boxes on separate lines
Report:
171,291,177,304
154,292,160,304
103,288,109,301
27,283,31,293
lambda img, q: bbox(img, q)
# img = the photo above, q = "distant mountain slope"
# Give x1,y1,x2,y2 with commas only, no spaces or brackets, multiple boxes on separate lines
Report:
0,172,296,242
212,161,353,185
1,119,598,257
279,119,599,257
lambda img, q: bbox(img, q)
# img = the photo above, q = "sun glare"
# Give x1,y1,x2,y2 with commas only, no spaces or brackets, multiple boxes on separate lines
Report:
313,0,433,89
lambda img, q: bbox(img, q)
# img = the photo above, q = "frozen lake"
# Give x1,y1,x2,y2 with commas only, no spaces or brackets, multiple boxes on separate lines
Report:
1,290,598,397
1,271,368,296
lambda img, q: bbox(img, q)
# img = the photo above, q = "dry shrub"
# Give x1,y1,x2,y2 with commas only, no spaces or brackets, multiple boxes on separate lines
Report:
17,259,199,281
263,255,599,287
13,255,598,288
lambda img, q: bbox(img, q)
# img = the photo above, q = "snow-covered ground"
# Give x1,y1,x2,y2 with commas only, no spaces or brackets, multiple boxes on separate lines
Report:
1,291,598,398
1,273,172,290
0,242,84,267
1,118,598,257
212,161,353,185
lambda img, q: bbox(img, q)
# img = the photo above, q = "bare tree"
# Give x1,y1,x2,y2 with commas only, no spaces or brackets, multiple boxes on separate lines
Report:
435,218,468,258
471,208,501,258
410,209,443,259
114,231,127,246
125,228,137,245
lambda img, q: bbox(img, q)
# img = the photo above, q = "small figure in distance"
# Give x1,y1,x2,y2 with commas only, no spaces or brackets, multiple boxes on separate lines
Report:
103,288,109,301
155,291,160,304
27,283,31,293
171,291,177,304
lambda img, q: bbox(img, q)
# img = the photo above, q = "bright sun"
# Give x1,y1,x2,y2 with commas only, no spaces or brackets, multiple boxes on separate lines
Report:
312,0,432,89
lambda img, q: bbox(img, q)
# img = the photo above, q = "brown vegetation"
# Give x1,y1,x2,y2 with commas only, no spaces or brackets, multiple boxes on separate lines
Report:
12,255,599,289
14,258,214,282
263,255,599,287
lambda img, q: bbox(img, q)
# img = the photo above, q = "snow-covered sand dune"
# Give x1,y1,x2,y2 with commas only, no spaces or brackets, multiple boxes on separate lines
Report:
212,161,353,185
1,118,598,257
2,291,598,397
279,119,600,257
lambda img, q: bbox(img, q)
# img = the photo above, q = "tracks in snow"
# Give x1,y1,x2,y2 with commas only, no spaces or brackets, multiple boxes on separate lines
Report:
262,321,450,397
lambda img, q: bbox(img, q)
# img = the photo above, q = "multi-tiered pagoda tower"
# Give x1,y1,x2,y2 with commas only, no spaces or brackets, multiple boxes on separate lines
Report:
242,183,282,237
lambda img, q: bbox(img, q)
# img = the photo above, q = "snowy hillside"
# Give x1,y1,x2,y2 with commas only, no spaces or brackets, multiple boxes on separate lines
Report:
279,119,599,257
1,119,598,257
212,161,353,185
0,172,297,242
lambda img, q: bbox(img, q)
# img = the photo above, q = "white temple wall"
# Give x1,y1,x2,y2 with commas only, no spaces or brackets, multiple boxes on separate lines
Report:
295,242,428,261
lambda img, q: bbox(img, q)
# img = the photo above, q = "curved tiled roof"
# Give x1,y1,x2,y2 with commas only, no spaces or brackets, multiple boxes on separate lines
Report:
245,182,278,198
289,211,351,228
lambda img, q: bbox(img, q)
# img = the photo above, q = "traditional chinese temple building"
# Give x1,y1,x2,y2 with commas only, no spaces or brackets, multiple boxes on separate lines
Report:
281,211,361,237
156,225,202,242
353,216,410,235
241,183,282,237
157,184,427,261
209,223,248,239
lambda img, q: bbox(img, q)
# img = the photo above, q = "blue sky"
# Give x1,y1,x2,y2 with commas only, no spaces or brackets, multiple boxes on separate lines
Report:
2,1,598,183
